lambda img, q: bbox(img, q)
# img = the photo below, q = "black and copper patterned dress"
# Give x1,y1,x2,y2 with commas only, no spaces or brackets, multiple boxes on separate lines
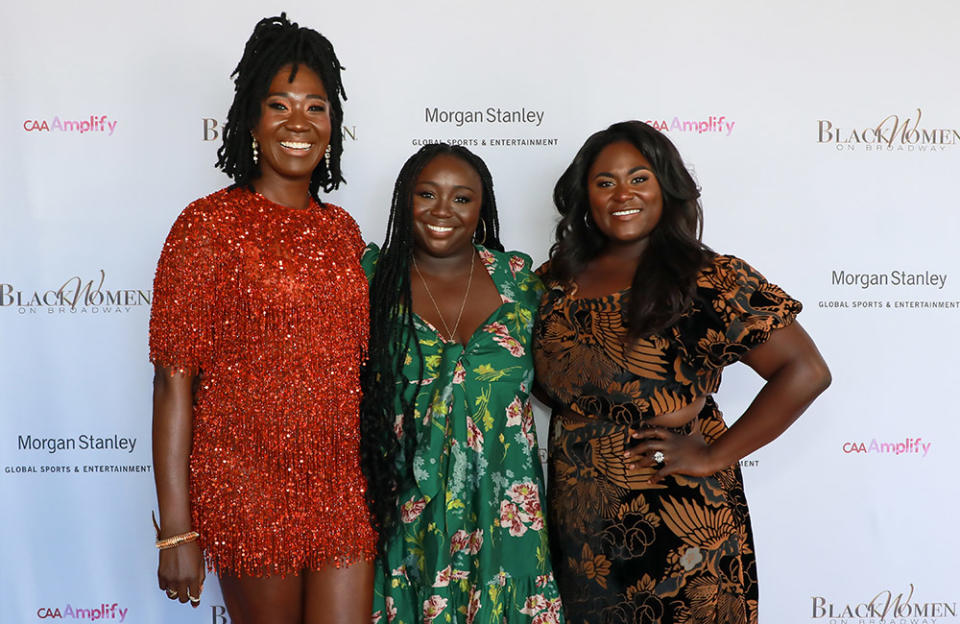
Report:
533,255,801,624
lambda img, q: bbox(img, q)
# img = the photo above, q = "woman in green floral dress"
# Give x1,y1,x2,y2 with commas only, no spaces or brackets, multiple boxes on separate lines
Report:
359,144,563,624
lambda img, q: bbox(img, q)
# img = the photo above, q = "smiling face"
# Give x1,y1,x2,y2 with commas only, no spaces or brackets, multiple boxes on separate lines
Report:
587,140,664,253
251,64,331,187
411,154,483,259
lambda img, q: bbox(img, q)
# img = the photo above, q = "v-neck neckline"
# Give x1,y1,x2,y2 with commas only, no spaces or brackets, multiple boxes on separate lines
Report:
413,246,507,348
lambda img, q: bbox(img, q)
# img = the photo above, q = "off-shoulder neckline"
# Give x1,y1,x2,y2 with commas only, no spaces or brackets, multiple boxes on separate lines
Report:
563,280,630,301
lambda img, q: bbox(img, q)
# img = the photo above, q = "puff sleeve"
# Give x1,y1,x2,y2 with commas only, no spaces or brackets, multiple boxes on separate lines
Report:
506,251,545,306
148,202,218,373
695,255,802,368
360,242,380,282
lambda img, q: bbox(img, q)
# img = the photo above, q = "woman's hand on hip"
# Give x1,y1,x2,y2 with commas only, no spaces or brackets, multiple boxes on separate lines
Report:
625,424,720,484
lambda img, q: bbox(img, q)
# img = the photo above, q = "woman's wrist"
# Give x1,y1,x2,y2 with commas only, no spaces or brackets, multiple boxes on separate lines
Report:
152,510,194,540
702,443,736,474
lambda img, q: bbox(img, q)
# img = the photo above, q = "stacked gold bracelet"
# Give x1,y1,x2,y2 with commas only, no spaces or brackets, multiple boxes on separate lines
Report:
156,531,200,550
152,511,200,550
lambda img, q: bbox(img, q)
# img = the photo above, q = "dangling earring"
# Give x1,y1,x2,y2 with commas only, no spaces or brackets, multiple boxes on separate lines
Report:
251,136,259,165
324,144,331,168
475,219,487,246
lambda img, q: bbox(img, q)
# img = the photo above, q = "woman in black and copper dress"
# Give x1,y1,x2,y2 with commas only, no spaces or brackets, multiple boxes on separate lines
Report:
533,121,831,623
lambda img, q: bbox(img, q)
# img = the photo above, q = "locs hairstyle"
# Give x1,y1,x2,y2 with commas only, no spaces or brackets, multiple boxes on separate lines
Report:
548,120,715,336
215,13,347,198
360,144,502,557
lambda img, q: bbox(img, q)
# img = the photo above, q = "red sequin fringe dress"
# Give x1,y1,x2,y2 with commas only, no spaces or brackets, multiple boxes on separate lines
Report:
149,187,376,576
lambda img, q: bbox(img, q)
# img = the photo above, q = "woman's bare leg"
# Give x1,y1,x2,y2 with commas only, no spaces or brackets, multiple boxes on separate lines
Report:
303,559,374,624
218,570,304,624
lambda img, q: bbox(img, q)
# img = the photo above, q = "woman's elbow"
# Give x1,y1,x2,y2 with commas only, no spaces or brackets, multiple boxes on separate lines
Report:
803,355,832,397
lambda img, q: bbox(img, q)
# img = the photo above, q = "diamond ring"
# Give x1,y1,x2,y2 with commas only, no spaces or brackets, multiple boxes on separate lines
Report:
653,450,665,464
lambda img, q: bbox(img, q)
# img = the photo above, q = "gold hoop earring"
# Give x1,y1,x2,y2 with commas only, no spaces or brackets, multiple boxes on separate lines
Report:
475,219,487,245
251,136,259,165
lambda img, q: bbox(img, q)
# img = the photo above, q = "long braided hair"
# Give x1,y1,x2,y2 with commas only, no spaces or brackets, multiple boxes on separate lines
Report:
548,120,715,337
215,13,347,199
360,144,503,557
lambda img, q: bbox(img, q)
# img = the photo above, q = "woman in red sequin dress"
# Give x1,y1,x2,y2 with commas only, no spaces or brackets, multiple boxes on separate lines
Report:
149,15,375,623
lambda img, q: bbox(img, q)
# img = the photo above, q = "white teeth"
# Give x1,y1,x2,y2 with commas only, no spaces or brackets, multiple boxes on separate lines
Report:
426,224,454,233
612,209,642,216
280,141,312,150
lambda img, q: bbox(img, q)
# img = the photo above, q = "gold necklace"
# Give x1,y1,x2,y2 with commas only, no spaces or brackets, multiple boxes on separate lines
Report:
412,250,476,342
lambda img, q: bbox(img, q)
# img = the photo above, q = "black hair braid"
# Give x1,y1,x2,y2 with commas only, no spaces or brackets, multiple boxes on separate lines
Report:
548,120,714,337
215,13,347,200
360,144,502,558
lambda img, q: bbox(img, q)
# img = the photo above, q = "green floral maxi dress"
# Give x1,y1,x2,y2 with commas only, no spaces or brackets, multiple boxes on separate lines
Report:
363,244,565,624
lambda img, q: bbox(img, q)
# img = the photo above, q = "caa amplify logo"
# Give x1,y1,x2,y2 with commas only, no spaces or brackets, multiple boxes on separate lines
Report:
842,437,931,457
644,115,736,136
0,270,152,315
812,584,957,621
202,118,358,142
23,116,118,135
818,108,958,152
37,603,128,621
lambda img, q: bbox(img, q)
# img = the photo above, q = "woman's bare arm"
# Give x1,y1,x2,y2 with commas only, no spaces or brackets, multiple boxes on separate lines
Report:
629,322,831,481
153,364,205,606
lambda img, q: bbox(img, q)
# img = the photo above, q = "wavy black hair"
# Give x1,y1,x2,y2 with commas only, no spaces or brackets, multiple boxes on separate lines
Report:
547,120,715,336
360,144,503,558
215,13,347,199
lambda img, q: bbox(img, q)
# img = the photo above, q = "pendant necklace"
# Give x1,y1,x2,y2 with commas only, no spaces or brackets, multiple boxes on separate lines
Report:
412,251,476,343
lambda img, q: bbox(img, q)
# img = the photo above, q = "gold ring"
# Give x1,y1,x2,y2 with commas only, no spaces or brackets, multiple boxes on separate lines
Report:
165,589,178,598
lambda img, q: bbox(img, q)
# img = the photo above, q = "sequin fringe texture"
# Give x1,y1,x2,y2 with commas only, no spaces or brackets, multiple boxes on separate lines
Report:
150,187,377,576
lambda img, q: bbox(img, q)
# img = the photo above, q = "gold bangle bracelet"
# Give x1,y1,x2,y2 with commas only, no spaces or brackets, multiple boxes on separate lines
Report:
156,531,200,550
152,511,199,549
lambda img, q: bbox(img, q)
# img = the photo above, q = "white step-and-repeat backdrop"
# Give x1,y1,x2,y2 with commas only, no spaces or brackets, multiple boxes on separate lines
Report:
2,1,958,622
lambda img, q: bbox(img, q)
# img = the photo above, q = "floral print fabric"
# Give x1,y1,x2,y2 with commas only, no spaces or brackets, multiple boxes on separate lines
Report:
533,255,801,624
363,244,564,624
